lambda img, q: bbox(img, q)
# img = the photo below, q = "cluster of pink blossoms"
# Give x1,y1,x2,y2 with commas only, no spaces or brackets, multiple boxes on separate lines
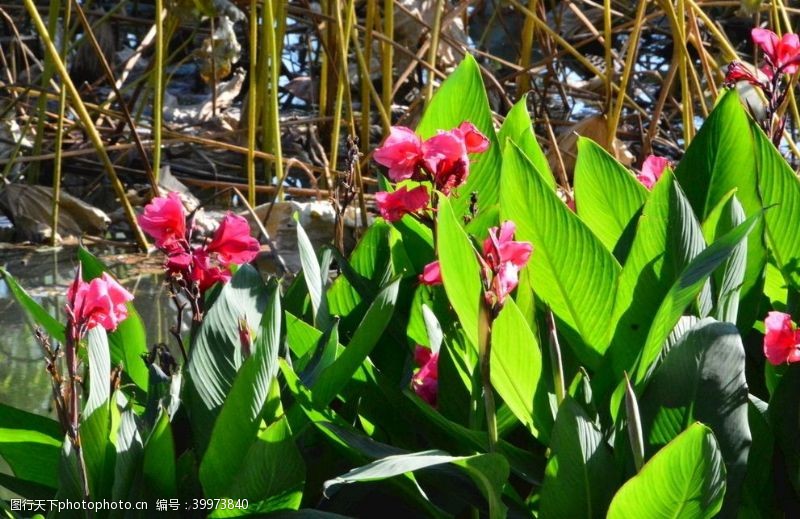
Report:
66,269,134,340
412,222,532,405
138,192,260,293
727,28,800,87
373,122,489,222
374,122,531,406
726,28,800,143
420,221,532,307
763,311,800,365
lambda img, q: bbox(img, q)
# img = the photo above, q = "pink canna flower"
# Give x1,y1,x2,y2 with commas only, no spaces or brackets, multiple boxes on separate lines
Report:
422,131,470,195
725,61,771,88
189,247,232,292
140,192,261,294
373,122,489,196
455,121,490,154
752,28,800,75
137,192,186,250
482,221,533,271
412,346,439,406
375,186,430,222
374,127,425,182
488,262,523,307
763,311,800,365
419,260,443,286
481,221,533,306
636,155,671,190
206,213,261,265
67,271,134,335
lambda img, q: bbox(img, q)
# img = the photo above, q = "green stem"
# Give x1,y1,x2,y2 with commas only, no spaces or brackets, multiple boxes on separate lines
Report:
423,0,445,106
153,0,164,181
51,0,69,246
246,0,258,207
479,302,497,451
265,0,285,201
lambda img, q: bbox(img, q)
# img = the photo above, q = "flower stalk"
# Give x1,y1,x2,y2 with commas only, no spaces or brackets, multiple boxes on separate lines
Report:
479,301,498,452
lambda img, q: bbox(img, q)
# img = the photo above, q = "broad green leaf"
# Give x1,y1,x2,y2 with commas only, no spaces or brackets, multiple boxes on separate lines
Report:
185,265,269,450
327,220,392,332
417,55,502,215
312,422,454,517
464,203,501,242
0,404,62,489
607,423,726,519
422,304,443,354
606,172,709,383
632,213,758,386
296,217,329,328
286,312,325,359
80,402,115,499
500,142,620,367
200,282,282,498
674,90,765,328
753,118,800,290
0,473,55,500
705,195,748,323
437,196,482,348
285,350,543,486
323,450,509,519
85,327,111,416
638,318,750,514
490,299,544,438
112,410,143,504
211,417,305,515
738,397,776,518
764,261,788,307
312,278,400,407
299,318,340,386
142,410,177,498
0,267,65,342
322,221,413,384
392,215,435,274
57,439,84,502
497,95,554,187
540,398,617,518
573,137,648,255
77,246,149,391
768,364,800,494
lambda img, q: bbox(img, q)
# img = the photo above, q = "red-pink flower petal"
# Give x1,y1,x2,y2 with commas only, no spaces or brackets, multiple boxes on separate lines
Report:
191,247,231,292
456,121,490,154
488,261,521,306
374,126,424,182
68,273,134,333
481,221,532,307
764,311,800,365
375,186,430,222
483,221,533,271
777,33,800,74
419,260,443,286
137,192,186,250
422,131,470,194
412,346,438,406
752,28,779,60
207,213,260,265
752,28,800,75
636,155,670,190
165,251,193,273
